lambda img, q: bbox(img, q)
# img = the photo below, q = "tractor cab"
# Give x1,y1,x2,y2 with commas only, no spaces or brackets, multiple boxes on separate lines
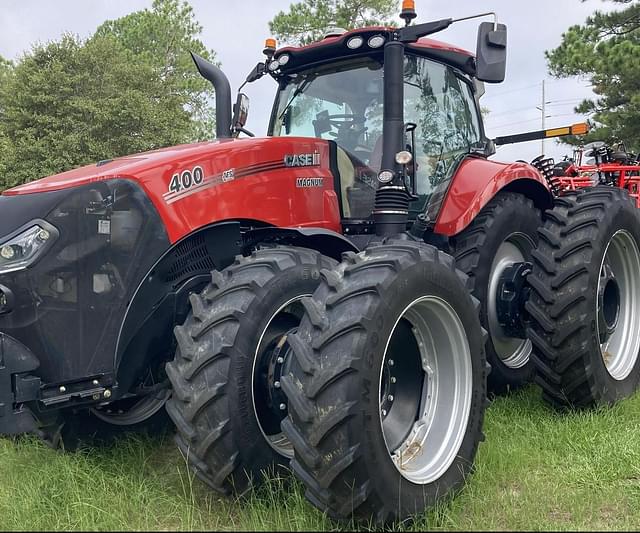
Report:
267,30,486,220
229,9,508,236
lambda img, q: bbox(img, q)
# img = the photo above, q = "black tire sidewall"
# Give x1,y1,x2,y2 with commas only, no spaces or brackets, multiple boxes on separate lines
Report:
583,204,640,400
228,265,323,469
354,259,485,512
457,193,540,390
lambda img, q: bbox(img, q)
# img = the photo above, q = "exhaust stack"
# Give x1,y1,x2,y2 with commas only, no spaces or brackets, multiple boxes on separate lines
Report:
191,52,232,139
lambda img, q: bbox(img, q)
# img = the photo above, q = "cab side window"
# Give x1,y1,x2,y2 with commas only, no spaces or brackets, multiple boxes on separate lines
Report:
404,55,482,208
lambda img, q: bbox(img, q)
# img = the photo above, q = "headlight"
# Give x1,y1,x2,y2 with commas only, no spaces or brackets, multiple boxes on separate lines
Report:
0,222,58,274
347,36,364,49
368,35,385,48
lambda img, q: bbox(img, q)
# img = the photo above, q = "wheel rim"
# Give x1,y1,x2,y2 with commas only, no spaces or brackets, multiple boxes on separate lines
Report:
252,295,308,458
379,296,473,485
598,230,640,381
487,233,535,368
91,388,171,426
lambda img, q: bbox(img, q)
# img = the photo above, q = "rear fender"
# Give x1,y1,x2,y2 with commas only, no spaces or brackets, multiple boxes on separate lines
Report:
434,158,553,237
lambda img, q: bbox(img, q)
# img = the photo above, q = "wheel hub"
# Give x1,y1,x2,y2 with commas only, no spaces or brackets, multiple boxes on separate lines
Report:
265,331,293,418
598,263,620,343
252,296,309,458
496,262,532,339
487,234,535,368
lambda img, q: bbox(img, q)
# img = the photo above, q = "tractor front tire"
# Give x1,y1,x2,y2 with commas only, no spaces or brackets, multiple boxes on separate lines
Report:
453,191,541,394
281,242,487,524
165,246,335,494
527,187,640,408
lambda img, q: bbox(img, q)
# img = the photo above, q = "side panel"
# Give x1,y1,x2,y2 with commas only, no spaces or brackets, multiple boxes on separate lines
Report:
4,137,343,244
433,158,552,236
137,138,341,242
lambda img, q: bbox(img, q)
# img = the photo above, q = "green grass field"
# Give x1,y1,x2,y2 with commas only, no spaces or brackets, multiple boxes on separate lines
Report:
1,386,639,531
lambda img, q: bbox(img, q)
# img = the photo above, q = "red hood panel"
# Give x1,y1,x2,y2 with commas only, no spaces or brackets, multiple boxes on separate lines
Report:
3,140,233,195
3,137,342,243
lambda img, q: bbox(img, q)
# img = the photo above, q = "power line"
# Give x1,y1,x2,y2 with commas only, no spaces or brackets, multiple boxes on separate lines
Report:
486,99,583,119
482,78,570,100
488,112,587,131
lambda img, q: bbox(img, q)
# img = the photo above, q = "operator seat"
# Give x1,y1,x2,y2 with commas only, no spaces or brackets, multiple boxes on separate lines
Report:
336,147,355,217
336,137,382,219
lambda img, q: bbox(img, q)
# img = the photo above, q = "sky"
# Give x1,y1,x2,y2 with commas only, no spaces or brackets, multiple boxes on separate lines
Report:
0,0,614,163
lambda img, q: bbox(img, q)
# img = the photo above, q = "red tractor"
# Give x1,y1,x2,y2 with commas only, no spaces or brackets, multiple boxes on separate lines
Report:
1,2,639,525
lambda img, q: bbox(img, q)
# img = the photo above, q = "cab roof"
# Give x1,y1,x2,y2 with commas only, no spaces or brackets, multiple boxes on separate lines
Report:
273,26,475,77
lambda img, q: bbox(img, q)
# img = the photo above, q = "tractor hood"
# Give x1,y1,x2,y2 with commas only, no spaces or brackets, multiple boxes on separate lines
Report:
2,139,237,196
2,136,339,243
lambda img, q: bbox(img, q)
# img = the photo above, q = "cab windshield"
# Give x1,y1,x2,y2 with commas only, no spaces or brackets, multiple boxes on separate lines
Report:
271,54,482,216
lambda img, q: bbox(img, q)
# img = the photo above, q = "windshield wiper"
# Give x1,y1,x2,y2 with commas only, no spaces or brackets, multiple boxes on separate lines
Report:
278,74,317,120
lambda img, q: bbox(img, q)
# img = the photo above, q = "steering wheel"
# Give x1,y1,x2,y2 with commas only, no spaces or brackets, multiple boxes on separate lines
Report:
325,114,359,128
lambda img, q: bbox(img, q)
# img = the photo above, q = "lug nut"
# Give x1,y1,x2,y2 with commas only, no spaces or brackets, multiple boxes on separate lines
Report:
388,394,394,402
391,376,396,384
279,403,286,411
274,381,281,389
276,357,284,364
382,409,387,416
103,389,112,399
388,359,394,366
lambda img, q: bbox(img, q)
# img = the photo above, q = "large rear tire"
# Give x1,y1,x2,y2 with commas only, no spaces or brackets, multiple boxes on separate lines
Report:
281,242,487,524
527,187,640,408
453,192,540,394
165,246,335,494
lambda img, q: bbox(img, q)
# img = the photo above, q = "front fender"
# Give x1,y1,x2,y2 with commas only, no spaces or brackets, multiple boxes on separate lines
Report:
246,226,359,262
433,158,553,237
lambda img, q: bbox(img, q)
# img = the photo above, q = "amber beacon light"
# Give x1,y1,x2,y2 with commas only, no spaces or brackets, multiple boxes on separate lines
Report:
400,0,417,25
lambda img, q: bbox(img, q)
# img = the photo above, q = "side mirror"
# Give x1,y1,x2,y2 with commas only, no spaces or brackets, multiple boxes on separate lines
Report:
232,93,250,132
476,21,507,83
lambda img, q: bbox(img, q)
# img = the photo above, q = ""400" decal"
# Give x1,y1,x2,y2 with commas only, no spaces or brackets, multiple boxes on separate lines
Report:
168,166,204,194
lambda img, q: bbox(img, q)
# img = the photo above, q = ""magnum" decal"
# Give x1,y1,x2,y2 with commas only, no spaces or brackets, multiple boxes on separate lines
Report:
296,177,324,188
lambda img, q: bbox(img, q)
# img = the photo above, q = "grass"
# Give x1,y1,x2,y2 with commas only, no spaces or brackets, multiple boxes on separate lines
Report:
1,386,640,531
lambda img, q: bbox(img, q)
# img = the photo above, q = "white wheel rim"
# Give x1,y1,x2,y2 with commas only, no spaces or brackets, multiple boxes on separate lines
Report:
379,296,473,485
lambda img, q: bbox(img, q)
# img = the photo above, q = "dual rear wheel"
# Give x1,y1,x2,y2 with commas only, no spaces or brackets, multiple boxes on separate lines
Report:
166,242,487,524
166,188,640,524
527,187,640,407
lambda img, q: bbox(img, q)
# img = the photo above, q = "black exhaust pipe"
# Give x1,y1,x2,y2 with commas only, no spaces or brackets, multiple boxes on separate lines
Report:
373,40,411,237
190,52,232,139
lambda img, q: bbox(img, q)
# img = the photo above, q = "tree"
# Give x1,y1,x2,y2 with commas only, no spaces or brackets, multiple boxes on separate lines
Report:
269,0,398,45
0,0,217,190
95,0,217,140
0,56,14,182
547,0,640,152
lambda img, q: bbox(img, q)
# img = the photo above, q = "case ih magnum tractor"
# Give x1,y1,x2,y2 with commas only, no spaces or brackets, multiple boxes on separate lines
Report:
2,1,640,524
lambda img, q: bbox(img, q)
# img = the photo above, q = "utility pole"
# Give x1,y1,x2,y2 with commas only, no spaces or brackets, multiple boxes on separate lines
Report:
541,79,546,155
536,80,551,156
